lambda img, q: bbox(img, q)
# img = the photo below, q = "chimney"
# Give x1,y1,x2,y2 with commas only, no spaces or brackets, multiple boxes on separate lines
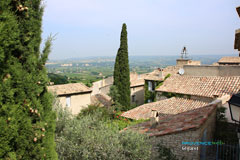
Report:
150,109,159,125
157,68,163,78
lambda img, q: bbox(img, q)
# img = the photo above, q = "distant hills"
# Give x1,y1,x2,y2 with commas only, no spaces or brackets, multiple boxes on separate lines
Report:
47,54,235,67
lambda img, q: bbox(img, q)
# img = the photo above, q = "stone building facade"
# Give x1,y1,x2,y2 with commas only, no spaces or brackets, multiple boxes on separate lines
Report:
126,101,220,160
48,83,92,115
151,104,217,160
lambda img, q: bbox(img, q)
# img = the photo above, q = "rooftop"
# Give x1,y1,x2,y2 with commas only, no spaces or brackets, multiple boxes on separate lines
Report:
218,57,240,64
48,83,92,96
91,94,112,107
144,66,181,81
125,102,217,137
121,97,208,120
156,76,240,98
130,73,148,87
130,79,145,87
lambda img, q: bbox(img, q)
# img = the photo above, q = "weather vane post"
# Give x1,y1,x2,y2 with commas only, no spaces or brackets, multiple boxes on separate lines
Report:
234,6,240,57
181,46,188,59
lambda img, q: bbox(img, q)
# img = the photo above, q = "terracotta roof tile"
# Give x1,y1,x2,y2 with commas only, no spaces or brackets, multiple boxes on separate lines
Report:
91,94,112,107
121,97,208,120
156,76,240,98
218,57,240,63
48,83,91,96
127,103,217,137
144,66,181,81
130,79,145,87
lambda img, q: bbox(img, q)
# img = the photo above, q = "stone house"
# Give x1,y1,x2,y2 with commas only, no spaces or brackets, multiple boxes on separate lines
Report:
125,100,222,160
121,97,208,120
91,72,148,106
155,76,240,122
48,83,92,115
144,66,181,103
130,78,145,106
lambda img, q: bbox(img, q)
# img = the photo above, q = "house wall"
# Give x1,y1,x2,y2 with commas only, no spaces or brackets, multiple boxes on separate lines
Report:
91,80,102,95
151,105,217,160
58,93,92,115
176,59,191,66
99,84,111,95
183,65,240,76
131,85,145,106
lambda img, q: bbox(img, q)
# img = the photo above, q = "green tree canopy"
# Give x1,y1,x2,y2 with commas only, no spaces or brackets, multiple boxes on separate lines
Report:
0,1,57,159
113,23,131,109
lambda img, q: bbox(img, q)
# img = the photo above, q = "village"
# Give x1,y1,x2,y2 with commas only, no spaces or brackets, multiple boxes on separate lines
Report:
1,1,240,160
48,49,240,159
44,6,240,160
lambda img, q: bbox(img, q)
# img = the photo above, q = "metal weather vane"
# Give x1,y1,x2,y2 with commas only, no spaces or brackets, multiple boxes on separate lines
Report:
181,46,188,59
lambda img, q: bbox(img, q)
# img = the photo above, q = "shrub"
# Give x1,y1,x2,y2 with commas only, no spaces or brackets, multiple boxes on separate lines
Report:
54,102,152,160
156,144,178,160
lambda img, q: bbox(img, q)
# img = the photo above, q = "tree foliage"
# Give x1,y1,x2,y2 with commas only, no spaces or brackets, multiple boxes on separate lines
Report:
48,73,68,85
54,102,152,160
113,23,131,109
0,1,57,159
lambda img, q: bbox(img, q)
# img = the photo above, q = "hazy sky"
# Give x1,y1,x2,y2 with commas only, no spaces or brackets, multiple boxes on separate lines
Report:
41,0,240,60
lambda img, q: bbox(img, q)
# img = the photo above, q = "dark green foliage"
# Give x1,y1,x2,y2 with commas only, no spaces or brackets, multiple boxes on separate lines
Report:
144,81,156,103
48,73,68,85
113,23,131,109
156,144,179,160
77,104,112,121
108,85,121,105
145,74,172,103
161,92,185,98
0,1,57,159
214,107,238,143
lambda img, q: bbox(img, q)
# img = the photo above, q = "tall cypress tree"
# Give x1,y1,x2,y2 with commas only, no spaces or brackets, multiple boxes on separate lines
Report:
0,1,57,159
113,23,130,109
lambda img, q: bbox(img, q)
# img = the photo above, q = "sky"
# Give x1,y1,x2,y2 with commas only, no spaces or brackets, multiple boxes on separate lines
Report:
41,0,240,60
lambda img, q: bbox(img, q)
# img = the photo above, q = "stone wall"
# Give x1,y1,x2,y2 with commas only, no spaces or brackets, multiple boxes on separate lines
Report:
130,85,145,106
183,65,240,76
151,104,217,160
177,59,201,66
58,93,92,115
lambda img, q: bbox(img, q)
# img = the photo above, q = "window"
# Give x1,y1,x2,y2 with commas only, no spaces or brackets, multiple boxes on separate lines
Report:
148,81,153,91
66,96,71,107
132,95,136,102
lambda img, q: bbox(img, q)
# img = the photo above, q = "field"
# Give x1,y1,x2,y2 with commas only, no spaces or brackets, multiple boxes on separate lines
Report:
46,55,226,86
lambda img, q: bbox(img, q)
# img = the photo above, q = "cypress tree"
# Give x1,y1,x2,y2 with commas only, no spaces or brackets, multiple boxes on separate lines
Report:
0,1,57,159
113,23,131,109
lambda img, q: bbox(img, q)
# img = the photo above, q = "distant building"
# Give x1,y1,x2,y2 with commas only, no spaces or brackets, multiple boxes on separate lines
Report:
60,63,73,67
48,83,92,115
91,72,148,106
176,59,201,66
217,57,240,65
